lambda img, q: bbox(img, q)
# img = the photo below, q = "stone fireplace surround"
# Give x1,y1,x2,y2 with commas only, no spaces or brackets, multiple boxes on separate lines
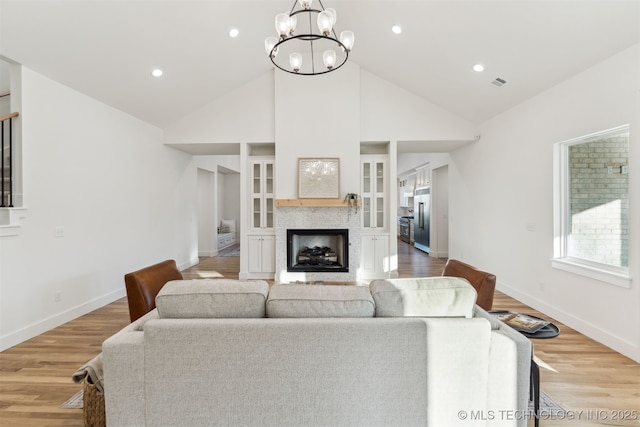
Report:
275,206,361,283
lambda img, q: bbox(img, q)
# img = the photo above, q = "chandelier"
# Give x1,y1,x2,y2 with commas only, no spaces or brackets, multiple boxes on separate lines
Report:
264,0,354,75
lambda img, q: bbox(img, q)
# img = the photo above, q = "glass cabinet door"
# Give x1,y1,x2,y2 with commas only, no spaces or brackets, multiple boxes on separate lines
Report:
265,163,274,228
362,162,371,193
251,162,263,229
374,161,385,228
250,159,275,231
362,197,371,228
361,157,387,230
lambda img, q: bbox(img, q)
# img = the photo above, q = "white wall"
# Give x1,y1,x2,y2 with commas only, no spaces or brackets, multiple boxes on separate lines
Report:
397,152,450,176
360,70,477,142
197,168,215,256
0,67,197,351
163,73,275,144
0,58,11,116
449,44,640,361
275,63,361,199
431,165,449,259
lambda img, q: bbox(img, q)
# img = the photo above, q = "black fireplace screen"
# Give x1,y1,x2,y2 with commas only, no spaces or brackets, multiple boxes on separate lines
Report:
287,229,349,272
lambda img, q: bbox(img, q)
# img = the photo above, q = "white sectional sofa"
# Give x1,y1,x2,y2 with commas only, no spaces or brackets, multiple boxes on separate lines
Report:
103,278,531,427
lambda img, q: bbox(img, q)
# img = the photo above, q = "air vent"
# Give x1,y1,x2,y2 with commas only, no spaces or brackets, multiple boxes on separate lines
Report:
491,77,507,88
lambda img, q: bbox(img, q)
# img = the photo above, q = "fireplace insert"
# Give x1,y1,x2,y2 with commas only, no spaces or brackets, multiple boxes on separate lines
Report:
287,229,349,272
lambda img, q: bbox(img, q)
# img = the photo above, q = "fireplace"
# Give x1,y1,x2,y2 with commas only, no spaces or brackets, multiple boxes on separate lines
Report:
287,229,349,272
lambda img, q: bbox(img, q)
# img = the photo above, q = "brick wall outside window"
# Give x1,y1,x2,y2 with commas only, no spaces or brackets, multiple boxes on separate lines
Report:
568,136,628,267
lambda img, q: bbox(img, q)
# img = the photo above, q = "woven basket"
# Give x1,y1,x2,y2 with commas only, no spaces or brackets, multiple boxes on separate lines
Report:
83,380,106,427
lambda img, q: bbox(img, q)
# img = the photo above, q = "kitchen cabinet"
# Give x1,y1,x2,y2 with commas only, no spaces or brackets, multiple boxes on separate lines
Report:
415,165,430,187
398,175,415,207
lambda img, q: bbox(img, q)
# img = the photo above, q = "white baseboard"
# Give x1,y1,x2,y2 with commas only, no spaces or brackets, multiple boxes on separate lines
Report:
197,250,217,257
0,287,126,352
431,250,448,259
178,256,201,271
497,281,640,363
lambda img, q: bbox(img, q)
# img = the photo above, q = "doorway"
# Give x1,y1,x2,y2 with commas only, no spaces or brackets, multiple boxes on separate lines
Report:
197,168,216,257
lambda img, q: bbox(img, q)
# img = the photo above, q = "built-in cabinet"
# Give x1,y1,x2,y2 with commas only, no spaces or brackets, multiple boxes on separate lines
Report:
360,153,390,279
360,234,389,279
250,158,274,231
247,235,275,276
217,232,237,250
247,157,275,278
361,156,387,231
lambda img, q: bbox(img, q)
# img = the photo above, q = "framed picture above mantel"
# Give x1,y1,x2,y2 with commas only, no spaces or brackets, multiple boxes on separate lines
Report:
298,158,340,199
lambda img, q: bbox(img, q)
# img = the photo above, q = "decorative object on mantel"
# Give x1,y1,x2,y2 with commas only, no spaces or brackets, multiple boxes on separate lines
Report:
264,0,354,75
298,158,340,198
344,193,360,215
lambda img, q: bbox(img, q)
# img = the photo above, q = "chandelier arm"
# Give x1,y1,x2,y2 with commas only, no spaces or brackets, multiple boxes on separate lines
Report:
269,35,349,76
290,8,323,17
308,10,315,74
267,1,351,76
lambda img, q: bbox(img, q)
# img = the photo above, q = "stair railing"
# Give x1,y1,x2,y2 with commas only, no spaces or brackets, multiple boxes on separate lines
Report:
1,112,19,208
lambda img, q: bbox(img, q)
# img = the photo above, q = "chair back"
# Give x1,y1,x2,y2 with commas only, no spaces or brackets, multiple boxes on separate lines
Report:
442,259,496,310
124,260,183,322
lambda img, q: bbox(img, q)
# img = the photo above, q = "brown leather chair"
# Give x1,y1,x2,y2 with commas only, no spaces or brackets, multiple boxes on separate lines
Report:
442,259,496,311
124,259,183,322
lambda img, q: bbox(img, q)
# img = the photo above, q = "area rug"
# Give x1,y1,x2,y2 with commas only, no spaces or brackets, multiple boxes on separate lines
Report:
60,389,83,409
528,390,567,417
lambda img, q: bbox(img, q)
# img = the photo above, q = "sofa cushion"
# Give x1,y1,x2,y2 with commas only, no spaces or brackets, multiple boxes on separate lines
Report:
369,277,477,318
266,284,375,318
155,279,269,318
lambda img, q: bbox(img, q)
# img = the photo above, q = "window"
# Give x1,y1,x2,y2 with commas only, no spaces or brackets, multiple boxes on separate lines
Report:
552,125,630,287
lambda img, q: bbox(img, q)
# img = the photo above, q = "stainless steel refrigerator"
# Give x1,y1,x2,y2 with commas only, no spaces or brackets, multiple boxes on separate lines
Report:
414,186,430,253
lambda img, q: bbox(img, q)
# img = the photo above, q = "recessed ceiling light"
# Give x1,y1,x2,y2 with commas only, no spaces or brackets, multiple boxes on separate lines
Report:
151,69,163,77
473,64,485,72
391,25,402,34
229,28,239,38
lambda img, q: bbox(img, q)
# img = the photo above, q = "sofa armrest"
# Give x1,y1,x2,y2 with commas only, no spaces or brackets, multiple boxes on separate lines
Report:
102,318,150,426
475,305,532,427
487,332,519,426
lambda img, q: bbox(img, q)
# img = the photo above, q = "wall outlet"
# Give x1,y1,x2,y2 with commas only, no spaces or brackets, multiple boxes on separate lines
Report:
621,165,629,174
54,226,64,237
54,291,62,303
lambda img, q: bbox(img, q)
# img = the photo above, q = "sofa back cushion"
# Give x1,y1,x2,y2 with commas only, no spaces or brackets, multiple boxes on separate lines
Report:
266,284,375,318
155,279,269,318
369,277,477,318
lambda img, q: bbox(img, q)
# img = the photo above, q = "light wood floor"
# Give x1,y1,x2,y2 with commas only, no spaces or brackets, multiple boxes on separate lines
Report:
0,240,638,426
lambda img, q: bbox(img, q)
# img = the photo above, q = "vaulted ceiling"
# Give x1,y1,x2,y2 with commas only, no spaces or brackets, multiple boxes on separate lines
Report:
1,0,639,128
